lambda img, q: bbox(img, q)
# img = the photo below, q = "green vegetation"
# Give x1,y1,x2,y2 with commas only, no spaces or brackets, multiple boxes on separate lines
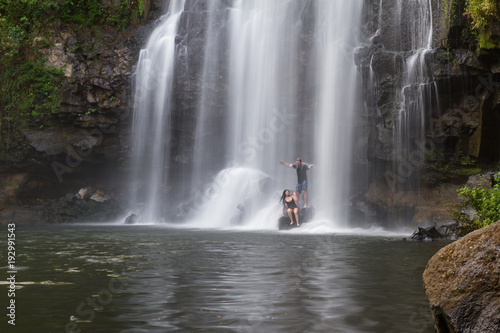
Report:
0,0,147,29
441,0,462,37
0,57,65,119
464,0,498,30
108,0,146,27
478,29,500,48
425,156,483,185
452,172,500,235
0,1,64,143
0,0,148,144
464,0,500,48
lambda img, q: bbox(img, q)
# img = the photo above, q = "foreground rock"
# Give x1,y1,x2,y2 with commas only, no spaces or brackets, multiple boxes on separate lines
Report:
423,221,500,333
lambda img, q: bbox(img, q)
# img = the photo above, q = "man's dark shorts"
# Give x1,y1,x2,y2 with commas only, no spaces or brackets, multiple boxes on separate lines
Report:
296,180,307,194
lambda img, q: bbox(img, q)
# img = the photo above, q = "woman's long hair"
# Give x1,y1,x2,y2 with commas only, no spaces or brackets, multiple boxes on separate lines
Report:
280,189,289,202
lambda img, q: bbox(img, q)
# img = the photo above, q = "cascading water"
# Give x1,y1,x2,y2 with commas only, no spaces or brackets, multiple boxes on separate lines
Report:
186,0,308,228
313,2,362,223
392,0,437,189
129,0,187,222
190,1,228,191
129,0,363,228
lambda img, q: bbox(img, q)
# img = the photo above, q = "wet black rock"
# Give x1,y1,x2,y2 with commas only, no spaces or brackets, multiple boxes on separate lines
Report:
124,213,140,224
42,188,123,223
278,207,315,231
405,226,443,242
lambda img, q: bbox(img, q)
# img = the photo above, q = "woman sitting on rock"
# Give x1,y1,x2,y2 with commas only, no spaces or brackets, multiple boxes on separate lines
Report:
281,189,300,226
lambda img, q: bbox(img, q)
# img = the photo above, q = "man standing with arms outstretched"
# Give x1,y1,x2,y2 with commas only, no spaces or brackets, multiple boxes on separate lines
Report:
279,158,315,208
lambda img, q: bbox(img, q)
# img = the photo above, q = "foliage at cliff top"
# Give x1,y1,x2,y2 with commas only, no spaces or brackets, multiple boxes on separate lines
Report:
464,0,499,31
452,172,500,236
0,1,63,139
0,0,147,29
0,0,146,142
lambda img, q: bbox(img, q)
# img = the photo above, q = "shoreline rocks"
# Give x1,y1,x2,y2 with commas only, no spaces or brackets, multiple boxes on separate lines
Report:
423,221,500,333
404,226,444,242
0,187,124,224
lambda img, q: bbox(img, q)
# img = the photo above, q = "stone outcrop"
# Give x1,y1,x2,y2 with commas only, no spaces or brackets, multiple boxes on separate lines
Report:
0,187,123,224
350,180,461,227
353,0,500,225
0,173,30,208
423,221,500,332
0,21,140,170
405,226,443,241
0,2,169,216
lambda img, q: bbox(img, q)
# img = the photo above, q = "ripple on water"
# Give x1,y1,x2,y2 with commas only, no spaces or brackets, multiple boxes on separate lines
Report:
12,224,447,333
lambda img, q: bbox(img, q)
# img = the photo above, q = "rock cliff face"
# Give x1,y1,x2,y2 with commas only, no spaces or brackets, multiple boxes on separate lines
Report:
0,1,168,219
423,220,500,332
0,0,225,222
1,26,133,169
358,0,500,167
352,0,500,226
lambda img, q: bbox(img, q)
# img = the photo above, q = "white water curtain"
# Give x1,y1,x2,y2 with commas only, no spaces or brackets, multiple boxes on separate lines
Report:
130,0,363,227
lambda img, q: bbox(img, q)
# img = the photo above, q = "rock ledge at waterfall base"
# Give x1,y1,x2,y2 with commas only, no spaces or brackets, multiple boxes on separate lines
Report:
423,221,500,333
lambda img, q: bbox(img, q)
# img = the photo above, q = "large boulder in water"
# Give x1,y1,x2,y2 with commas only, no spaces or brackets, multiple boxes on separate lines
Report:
423,221,500,333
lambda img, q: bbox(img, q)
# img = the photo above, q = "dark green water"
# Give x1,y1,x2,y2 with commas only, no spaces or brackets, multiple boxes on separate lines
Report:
1,224,448,333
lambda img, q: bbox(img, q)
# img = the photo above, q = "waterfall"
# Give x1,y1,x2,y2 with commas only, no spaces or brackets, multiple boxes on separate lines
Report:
129,0,363,227
392,0,437,190
129,0,187,222
313,1,362,222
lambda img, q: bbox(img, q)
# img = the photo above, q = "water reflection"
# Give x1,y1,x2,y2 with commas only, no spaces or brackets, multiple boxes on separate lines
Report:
8,225,447,332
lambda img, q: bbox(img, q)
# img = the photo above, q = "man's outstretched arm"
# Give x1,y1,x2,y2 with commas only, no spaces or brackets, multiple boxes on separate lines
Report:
279,160,293,168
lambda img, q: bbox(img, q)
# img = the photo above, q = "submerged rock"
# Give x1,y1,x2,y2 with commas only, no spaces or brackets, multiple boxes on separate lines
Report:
423,221,500,333
124,213,140,224
405,226,443,241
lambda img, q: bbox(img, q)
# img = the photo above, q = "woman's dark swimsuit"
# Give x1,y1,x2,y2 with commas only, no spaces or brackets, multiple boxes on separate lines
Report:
286,198,298,210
